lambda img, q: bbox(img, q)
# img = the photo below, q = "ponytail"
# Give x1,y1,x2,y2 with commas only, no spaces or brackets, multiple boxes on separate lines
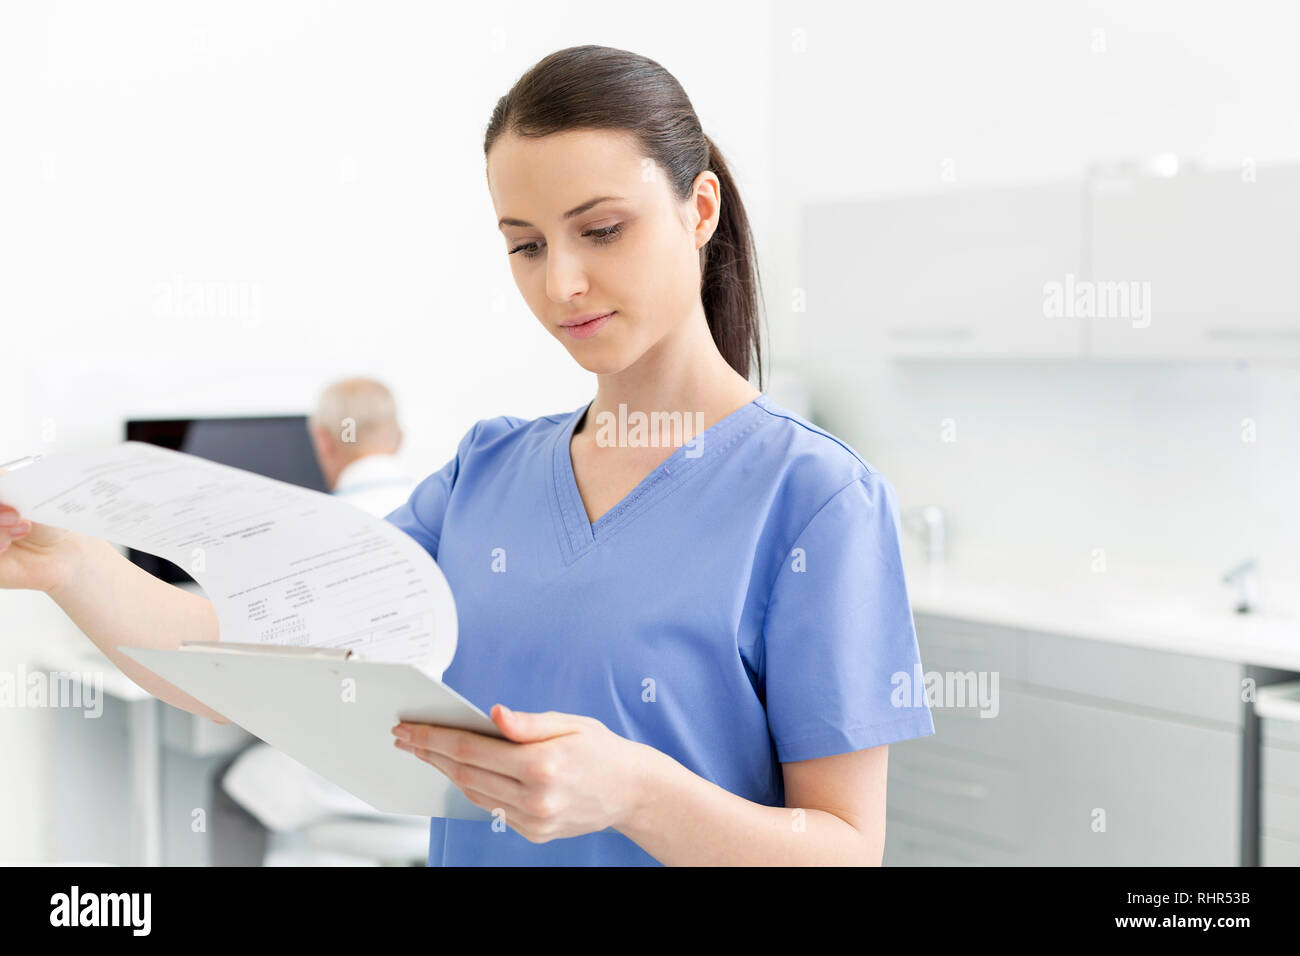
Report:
699,134,764,388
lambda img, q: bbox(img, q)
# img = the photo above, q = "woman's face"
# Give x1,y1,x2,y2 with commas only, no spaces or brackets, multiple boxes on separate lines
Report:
487,128,719,375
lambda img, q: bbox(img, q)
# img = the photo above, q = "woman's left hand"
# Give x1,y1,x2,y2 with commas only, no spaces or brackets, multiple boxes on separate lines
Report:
391,705,651,843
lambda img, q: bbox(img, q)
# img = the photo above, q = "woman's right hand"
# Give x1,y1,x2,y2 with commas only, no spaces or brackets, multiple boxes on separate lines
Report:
0,473,78,594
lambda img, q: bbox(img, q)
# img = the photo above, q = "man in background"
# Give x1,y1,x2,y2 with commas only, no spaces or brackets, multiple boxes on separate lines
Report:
306,377,417,517
210,377,425,865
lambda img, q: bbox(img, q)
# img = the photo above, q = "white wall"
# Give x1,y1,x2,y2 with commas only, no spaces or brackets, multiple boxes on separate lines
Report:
1,0,777,465
764,0,1300,594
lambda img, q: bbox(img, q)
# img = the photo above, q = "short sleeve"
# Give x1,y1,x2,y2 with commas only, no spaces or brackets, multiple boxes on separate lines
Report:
385,416,516,559
761,471,935,763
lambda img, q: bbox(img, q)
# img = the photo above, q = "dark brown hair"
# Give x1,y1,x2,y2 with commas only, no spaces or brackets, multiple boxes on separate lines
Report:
484,45,765,389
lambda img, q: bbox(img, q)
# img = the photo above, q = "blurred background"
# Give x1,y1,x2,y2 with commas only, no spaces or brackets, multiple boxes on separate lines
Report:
2,0,1299,865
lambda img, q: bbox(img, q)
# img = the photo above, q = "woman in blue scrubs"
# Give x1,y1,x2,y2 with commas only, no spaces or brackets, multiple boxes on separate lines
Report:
385,44,934,866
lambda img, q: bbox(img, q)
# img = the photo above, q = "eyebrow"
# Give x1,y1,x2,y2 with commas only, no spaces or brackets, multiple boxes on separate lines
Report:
497,195,626,230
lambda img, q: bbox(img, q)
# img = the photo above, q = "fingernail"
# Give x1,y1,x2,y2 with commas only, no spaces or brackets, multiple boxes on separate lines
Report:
0,513,18,527
10,522,30,536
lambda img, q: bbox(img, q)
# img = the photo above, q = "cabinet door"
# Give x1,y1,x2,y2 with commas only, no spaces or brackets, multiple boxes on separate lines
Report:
1018,693,1240,865
888,728,1030,850
1260,735,1300,863
899,616,1033,856
802,181,1084,360
1088,164,1300,359
1019,629,1243,727
883,815,1019,866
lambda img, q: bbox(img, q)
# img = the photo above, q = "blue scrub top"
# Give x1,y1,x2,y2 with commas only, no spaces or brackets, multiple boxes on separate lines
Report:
384,392,934,865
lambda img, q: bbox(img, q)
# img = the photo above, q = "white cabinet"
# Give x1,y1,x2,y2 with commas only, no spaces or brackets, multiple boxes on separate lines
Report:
801,163,1300,362
1017,692,1239,866
883,816,1019,866
1258,685,1300,865
1087,164,1300,360
885,614,1246,865
802,181,1085,360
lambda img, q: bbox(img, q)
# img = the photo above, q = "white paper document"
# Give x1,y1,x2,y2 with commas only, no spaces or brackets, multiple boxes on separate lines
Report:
0,441,457,674
0,441,500,821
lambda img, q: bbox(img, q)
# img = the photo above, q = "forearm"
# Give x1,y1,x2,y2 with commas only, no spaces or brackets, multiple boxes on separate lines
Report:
616,745,882,866
45,532,229,723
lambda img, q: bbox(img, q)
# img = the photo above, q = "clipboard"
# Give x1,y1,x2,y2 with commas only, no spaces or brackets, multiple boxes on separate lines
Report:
120,642,506,821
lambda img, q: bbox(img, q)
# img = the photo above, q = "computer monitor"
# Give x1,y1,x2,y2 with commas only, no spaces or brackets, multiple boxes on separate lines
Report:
123,415,328,585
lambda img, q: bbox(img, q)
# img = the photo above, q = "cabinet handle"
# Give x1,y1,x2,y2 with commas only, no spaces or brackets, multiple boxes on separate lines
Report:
925,635,989,652
1205,327,1300,341
886,327,975,340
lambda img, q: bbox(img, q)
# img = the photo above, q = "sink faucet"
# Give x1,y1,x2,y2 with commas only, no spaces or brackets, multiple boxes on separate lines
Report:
1222,558,1259,614
903,504,946,565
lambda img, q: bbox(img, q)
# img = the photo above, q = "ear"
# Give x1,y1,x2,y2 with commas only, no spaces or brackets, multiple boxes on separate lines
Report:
691,170,722,250
308,423,331,461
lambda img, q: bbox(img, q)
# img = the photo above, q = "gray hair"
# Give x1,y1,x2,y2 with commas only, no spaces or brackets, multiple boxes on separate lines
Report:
309,377,401,451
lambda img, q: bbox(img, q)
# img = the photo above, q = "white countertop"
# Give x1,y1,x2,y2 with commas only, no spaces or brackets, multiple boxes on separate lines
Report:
902,546,1300,672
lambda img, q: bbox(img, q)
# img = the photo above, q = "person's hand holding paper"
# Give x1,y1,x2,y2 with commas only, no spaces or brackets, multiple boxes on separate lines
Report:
0,463,78,595
0,441,499,819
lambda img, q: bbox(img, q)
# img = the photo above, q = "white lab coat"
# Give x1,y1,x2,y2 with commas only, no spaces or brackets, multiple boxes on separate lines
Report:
221,453,425,832
329,452,419,518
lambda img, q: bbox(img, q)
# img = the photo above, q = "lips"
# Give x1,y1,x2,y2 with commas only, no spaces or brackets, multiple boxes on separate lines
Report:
562,311,614,340
559,311,615,327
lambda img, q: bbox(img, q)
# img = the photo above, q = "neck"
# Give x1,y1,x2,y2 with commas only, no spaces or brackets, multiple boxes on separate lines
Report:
579,304,760,437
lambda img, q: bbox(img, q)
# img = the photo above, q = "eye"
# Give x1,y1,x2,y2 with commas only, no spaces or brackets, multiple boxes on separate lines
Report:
585,223,624,245
508,223,625,260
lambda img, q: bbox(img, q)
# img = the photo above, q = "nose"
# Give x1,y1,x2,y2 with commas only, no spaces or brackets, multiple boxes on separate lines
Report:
545,243,589,304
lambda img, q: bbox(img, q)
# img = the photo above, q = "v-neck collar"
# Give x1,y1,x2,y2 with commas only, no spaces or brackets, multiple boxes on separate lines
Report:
550,392,772,562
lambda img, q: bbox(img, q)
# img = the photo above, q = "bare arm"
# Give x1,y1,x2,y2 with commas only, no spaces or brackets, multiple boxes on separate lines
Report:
49,533,230,723
616,743,888,865
0,501,231,723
